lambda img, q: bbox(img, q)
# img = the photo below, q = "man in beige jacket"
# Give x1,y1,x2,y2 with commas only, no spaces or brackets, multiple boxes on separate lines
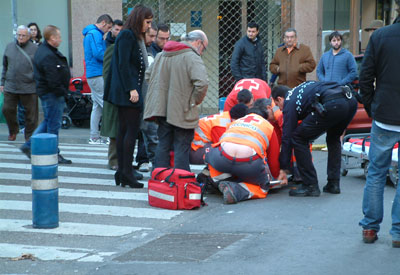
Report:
144,30,208,171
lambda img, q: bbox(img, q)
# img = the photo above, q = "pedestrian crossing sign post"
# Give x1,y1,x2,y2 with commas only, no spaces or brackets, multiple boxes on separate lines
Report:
31,133,59,229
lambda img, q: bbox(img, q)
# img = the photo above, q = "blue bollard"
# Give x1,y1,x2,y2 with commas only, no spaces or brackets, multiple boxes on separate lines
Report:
219,97,227,112
31,133,59,228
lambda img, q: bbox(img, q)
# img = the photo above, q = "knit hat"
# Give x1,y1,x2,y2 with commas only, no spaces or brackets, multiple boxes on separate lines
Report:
230,103,249,120
364,20,384,31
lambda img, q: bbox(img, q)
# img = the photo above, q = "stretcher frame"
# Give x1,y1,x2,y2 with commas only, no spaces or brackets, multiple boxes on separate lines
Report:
341,133,398,187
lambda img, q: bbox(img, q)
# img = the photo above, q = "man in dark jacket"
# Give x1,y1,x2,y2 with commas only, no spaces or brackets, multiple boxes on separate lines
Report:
230,22,267,82
20,25,72,164
273,81,357,197
1,25,38,141
149,23,170,57
105,19,123,47
358,11,400,247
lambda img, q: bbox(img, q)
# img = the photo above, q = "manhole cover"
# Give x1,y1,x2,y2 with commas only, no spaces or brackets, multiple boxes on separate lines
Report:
115,233,245,262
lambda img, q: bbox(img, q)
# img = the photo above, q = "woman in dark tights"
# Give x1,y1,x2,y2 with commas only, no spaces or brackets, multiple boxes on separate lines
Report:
104,4,153,188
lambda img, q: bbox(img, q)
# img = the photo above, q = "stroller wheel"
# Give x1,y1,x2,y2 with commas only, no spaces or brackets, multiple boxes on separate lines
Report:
62,115,72,129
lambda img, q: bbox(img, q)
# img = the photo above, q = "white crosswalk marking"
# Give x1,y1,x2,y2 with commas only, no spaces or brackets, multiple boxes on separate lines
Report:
0,141,204,262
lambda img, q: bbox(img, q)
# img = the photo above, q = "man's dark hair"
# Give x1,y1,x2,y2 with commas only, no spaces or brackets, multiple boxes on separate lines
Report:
329,31,343,42
229,103,249,120
247,106,269,120
157,23,169,34
284,28,297,37
253,98,272,109
96,14,113,24
247,21,259,30
113,19,123,26
271,85,290,100
237,89,253,104
150,22,158,31
123,4,153,38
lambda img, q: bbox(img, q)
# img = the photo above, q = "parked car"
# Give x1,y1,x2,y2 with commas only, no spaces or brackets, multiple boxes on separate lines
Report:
345,54,372,134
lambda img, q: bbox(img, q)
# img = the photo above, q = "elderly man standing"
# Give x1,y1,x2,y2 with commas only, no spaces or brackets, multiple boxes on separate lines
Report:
144,30,208,172
269,28,316,88
1,25,38,141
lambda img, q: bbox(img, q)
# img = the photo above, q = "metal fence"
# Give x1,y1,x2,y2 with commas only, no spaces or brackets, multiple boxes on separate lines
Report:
123,0,291,114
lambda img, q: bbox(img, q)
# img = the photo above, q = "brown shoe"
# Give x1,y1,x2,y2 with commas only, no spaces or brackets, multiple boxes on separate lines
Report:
8,133,17,141
363,229,378,243
393,240,400,248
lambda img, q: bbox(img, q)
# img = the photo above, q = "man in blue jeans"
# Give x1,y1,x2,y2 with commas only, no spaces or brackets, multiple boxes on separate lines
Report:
20,25,71,164
359,6,400,248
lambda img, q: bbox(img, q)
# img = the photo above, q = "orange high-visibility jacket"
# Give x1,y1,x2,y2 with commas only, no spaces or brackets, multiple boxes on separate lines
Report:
214,113,280,178
191,111,232,151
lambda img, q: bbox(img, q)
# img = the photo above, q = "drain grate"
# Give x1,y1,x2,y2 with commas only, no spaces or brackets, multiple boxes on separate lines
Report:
115,233,245,262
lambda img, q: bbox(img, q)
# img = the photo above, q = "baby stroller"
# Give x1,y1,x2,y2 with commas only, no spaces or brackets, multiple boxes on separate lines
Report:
61,78,93,129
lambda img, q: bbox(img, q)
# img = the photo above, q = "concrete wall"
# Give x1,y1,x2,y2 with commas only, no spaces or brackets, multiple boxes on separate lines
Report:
360,0,376,52
70,0,122,76
0,0,69,73
291,0,323,81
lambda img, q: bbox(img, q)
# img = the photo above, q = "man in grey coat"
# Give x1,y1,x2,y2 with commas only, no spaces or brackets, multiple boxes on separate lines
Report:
144,30,208,171
1,25,38,141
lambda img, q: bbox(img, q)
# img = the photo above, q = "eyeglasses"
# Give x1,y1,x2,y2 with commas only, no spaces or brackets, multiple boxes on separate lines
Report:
17,34,28,37
201,41,207,52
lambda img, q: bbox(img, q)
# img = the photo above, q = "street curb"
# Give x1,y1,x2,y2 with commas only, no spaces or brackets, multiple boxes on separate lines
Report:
312,144,326,151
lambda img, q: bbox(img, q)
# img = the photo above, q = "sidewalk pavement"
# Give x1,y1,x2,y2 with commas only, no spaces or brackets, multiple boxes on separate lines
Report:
0,121,328,148
0,122,90,145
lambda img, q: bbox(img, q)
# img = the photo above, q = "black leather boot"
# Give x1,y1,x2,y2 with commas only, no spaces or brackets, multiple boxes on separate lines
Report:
120,173,144,189
289,184,321,197
114,171,120,186
323,181,341,194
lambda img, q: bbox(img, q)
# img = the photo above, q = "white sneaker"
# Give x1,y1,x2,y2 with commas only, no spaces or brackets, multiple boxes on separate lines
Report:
88,138,103,145
139,162,150,172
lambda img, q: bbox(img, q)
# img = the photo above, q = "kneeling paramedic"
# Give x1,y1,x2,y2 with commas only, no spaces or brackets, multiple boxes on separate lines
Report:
273,81,357,197
205,106,284,204
190,103,248,164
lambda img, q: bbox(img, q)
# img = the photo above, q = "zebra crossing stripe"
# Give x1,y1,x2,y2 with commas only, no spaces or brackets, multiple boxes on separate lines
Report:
0,147,106,157
0,243,114,262
0,153,108,165
0,185,148,201
0,219,151,237
0,172,149,187
0,162,117,175
1,200,182,219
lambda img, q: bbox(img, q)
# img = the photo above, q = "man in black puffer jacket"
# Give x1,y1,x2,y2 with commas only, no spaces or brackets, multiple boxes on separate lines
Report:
359,0,400,247
230,21,267,82
20,25,72,164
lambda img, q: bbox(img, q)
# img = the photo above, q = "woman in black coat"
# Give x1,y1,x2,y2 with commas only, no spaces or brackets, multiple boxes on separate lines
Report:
104,4,153,188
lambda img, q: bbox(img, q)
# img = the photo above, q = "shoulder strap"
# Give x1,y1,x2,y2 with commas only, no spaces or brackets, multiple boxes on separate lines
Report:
16,44,34,71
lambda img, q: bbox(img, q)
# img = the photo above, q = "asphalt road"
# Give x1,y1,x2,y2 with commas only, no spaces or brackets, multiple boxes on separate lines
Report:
1,123,399,274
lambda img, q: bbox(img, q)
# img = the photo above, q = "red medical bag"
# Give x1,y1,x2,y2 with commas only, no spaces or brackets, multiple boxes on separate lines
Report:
148,168,205,210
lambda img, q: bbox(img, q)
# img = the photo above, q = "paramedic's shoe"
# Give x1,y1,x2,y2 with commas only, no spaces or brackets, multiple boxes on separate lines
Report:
139,162,150,172
323,181,340,194
392,240,400,248
218,181,237,204
289,184,320,197
58,154,72,164
362,229,378,243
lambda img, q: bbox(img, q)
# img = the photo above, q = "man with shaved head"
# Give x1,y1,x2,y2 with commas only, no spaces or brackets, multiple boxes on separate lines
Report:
144,30,209,171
